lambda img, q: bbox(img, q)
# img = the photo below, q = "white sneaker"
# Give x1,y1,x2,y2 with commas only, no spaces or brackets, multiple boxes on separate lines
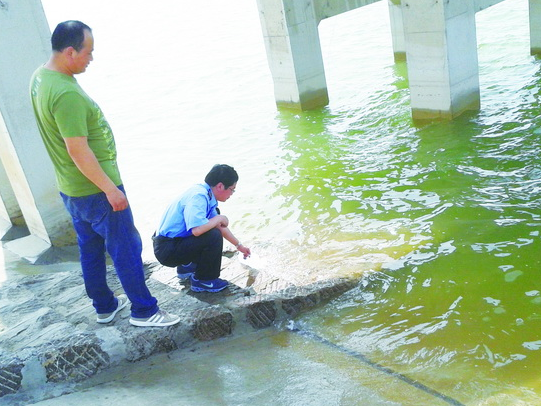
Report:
96,294,129,324
129,309,180,327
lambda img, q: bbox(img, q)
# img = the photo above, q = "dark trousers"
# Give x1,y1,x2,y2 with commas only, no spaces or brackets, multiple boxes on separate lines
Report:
60,186,159,318
153,228,223,280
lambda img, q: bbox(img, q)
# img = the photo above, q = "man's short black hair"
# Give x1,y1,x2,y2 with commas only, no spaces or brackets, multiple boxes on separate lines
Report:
51,20,91,52
205,164,239,189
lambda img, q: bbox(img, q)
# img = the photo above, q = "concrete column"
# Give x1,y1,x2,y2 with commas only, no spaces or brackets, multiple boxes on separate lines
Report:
0,0,76,256
402,0,480,120
0,201,11,240
0,150,21,223
388,0,406,61
256,0,329,110
0,165,14,239
529,0,541,54
0,152,28,241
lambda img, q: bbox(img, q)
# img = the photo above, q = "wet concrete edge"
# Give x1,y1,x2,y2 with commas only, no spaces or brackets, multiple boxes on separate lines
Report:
0,263,359,402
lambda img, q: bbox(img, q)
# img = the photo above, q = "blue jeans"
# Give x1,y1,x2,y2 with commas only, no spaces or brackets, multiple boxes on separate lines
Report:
60,186,158,318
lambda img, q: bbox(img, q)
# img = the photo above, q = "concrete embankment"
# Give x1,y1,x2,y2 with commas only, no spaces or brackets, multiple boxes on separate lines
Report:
0,254,358,405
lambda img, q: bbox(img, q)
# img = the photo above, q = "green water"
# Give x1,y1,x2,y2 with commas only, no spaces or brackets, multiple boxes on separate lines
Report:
287,6,541,405
19,0,541,404
280,94,541,399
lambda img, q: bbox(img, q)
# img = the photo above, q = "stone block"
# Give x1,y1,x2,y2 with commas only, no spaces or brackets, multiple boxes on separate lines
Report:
245,300,277,329
122,327,178,363
42,335,109,383
190,307,233,341
0,359,23,397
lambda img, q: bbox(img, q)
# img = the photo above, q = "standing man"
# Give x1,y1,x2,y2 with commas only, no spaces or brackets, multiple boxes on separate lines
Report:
30,20,179,327
153,164,251,292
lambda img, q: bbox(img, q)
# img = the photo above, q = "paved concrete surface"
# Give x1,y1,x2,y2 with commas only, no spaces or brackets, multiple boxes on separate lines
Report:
0,251,358,404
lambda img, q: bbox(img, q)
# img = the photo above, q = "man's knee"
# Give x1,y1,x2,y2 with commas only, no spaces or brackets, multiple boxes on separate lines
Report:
201,228,223,249
207,227,221,240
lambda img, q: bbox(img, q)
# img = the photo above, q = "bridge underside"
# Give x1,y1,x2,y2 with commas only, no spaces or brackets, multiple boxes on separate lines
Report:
256,0,539,120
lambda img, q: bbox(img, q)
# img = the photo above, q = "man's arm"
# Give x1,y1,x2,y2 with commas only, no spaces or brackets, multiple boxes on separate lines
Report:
64,136,128,211
191,214,229,236
219,226,251,259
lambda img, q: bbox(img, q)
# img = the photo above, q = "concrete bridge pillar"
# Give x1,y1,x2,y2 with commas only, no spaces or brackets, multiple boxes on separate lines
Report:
0,122,26,241
255,0,329,110
388,0,406,61
530,0,541,54
401,0,481,120
0,0,76,261
256,0,508,120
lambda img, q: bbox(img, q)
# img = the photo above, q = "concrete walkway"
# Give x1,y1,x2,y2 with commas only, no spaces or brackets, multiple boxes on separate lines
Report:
0,251,358,405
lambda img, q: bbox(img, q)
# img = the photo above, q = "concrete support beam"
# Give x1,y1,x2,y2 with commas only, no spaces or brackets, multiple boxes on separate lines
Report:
256,0,386,110
256,0,518,119
313,0,379,20
402,0,480,120
388,0,406,61
0,157,28,241
256,0,329,110
0,188,13,240
529,0,541,54
0,0,75,255
0,151,22,224
255,0,491,116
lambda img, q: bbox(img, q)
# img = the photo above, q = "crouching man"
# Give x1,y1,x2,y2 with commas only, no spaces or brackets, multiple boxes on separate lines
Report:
153,164,251,292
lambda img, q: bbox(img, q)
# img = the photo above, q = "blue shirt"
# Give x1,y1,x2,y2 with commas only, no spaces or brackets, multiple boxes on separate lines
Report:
156,183,218,238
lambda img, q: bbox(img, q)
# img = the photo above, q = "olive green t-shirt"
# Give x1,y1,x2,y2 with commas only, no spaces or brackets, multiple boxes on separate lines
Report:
30,66,122,197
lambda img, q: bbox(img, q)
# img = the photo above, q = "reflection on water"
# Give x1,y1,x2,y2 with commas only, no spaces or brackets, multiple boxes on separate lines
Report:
7,0,541,403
